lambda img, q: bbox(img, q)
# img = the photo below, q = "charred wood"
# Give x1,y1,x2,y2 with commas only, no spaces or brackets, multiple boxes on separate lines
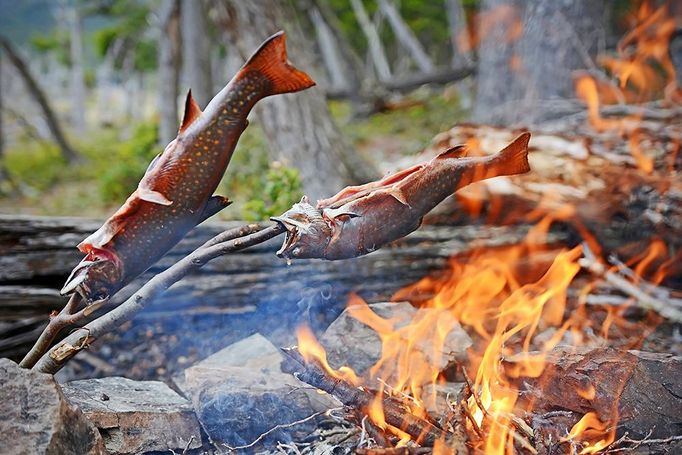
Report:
508,347,682,445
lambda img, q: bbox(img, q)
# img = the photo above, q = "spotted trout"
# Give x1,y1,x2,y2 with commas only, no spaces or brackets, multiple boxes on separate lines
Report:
61,31,315,303
272,132,531,260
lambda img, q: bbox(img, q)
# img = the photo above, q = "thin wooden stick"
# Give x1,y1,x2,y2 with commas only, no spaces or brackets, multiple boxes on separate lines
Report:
32,223,284,374
579,243,682,322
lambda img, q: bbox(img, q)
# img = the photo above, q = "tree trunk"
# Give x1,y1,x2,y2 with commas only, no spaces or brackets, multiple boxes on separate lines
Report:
157,0,182,145
0,51,8,187
0,37,79,163
180,0,212,108
349,0,392,82
377,0,434,74
473,0,605,126
444,0,471,67
217,0,379,199
68,4,86,134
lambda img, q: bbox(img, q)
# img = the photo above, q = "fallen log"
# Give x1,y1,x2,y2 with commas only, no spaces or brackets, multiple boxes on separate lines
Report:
0,215,561,362
505,347,682,453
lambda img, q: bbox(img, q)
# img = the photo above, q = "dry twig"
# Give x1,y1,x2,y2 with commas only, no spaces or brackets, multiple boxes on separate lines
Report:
579,243,682,322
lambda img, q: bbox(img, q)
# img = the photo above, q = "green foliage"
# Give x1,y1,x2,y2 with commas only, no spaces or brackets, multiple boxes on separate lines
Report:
217,125,303,221
4,141,68,192
30,30,70,65
241,164,303,221
90,122,161,203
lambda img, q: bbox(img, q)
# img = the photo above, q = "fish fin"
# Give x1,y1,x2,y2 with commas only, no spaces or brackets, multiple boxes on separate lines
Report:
387,187,410,207
318,164,423,209
137,187,173,206
179,89,202,133
437,145,468,159
239,31,315,96
78,192,145,251
489,132,531,176
79,220,125,251
198,195,232,224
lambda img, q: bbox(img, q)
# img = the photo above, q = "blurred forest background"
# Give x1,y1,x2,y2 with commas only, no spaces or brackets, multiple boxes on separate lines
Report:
0,0,677,220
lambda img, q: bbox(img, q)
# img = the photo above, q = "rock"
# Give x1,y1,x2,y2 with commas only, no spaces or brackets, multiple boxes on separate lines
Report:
176,333,338,447
61,377,201,454
320,302,472,378
0,358,107,455
423,382,465,419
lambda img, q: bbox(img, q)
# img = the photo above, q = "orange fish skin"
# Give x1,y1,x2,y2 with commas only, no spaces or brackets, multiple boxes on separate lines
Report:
273,133,531,260
62,31,315,302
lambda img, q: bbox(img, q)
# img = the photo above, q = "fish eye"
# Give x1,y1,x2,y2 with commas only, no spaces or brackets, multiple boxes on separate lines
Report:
92,290,109,302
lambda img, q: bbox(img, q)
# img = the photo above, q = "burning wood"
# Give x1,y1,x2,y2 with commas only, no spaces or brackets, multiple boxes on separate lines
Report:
280,345,467,452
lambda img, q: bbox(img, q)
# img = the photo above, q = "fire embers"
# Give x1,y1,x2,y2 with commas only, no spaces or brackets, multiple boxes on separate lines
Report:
273,133,531,261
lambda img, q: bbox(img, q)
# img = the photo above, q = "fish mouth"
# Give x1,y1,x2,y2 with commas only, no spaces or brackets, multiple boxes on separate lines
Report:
60,260,96,296
271,216,306,258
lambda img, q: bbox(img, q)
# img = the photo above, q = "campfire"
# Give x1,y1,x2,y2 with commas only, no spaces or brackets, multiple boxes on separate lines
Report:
2,1,681,454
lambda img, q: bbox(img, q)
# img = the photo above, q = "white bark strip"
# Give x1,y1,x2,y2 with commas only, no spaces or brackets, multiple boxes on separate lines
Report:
377,0,434,73
349,0,392,82
308,6,349,92
445,0,471,67
181,0,212,107
157,0,182,145
68,4,86,133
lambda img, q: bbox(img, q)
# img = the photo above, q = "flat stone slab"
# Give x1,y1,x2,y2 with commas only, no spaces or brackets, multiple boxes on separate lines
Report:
62,376,201,454
0,358,106,455
176,333,338,447
321,301,472,379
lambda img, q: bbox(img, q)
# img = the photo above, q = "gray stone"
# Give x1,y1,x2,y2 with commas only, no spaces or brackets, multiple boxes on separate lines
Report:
176,333,338,447
320,302,472,379
0,358,107,455
62,377,201,454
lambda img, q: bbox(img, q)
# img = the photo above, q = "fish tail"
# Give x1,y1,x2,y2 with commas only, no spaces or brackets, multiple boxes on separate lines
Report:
239,31,315,96
456,132,531,189
487,132,531,176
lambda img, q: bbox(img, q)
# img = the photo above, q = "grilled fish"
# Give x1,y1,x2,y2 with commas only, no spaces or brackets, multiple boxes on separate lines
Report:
272,133,531,260
62,31,315,303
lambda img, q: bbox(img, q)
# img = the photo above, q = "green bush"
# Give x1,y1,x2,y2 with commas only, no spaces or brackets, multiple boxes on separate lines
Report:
242,163,303,221
4,140,68,192
94,122,161,203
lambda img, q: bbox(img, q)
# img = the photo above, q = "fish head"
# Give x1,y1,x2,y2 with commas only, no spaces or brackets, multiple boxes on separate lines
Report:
60,256,122,305
271,197,332,259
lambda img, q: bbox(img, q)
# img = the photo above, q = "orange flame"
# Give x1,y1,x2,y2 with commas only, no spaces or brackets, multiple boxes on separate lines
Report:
296,325,359,385
563,412,616,454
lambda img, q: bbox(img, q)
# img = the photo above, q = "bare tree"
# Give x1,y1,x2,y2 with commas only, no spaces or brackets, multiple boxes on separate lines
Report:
157,0,182,145
0,37,79,163
181,0,212,107
473,0,606,125
217,0,378,199
377,0,434,73
0,51,8,186
350,0,392,82
445,0,471,67
308,5,350,93
67,3,86,133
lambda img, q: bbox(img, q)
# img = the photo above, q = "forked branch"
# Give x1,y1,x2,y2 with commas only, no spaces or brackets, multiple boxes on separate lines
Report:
31,223,283,374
